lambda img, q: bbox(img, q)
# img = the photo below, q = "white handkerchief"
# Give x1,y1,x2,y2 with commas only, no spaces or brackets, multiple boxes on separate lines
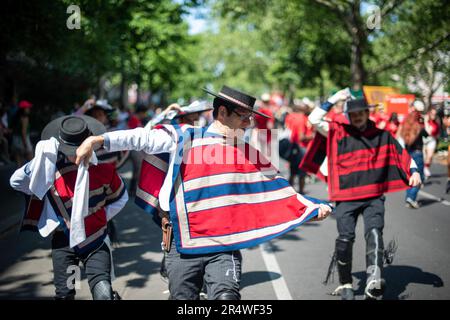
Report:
37,198,60,237
70,152,98,248
29,137,59,200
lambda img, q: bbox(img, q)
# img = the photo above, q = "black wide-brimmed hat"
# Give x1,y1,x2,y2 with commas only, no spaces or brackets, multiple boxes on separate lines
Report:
203,85,270,118
344,98,370,113
41,115,106,156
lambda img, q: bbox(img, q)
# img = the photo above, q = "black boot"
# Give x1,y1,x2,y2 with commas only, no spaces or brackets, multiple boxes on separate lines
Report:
335,238,354,300
365,228,385,300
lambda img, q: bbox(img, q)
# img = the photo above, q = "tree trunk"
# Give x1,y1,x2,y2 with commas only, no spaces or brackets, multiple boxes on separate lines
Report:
319,73,325,103
349,1,366,91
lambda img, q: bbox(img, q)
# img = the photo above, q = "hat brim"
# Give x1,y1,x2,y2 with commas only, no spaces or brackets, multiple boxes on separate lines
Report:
203,88,271,118
41,115,106,156
173,107,213,119
344,104,370,113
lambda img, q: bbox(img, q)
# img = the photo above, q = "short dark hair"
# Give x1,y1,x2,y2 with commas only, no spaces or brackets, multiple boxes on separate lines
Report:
213,98,235,119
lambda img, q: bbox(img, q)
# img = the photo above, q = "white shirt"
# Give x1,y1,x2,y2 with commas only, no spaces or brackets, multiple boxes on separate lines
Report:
103,120,234,211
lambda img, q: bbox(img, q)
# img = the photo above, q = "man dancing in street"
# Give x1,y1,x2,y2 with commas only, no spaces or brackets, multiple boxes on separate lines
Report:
303,89,421,300
76,86,332,300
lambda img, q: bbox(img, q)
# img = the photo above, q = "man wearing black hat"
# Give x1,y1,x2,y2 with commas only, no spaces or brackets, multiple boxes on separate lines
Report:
307,89,422,300
76,86,332,300
10,115,128,300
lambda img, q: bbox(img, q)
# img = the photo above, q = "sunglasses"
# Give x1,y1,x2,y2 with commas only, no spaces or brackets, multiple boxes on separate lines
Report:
232,108,253,121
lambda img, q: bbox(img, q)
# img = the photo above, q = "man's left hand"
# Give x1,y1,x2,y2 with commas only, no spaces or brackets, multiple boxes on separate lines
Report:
314,204,332,221
409,172,422,187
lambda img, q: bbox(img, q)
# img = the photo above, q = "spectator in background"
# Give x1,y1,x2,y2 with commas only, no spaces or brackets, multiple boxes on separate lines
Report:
386,112,400,137
370,104,389,130
70,102,81,115
398,100,428,209
251,93,274,156
84,99,114,126
0,103,12,165
109,101,129,130
6,95,19,128
423,107,440,178
255,93,274,129
284,103,311,193
128,104,149,128
11,100,33,166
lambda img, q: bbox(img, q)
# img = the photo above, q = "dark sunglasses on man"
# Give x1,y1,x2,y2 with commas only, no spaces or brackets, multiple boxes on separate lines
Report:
232,108,253,120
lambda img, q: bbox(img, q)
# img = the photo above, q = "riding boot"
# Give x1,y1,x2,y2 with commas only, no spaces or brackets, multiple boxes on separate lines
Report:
365,228,385,300
335,238,354,300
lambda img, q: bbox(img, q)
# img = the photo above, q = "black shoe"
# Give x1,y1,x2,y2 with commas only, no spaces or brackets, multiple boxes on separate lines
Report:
446,181,450,194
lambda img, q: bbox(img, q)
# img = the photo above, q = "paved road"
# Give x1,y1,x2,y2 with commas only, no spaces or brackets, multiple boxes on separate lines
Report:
0,160,449,300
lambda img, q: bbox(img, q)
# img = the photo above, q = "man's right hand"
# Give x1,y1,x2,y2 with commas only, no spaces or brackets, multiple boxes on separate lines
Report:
75,135,104,166
165,103,182,113
327,88,351,105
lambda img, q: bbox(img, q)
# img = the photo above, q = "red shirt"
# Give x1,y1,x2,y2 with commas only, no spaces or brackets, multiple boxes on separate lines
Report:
285,113,311,147
128,114,142,129
386,121,400,136
427,119,440,138
254,107,274,130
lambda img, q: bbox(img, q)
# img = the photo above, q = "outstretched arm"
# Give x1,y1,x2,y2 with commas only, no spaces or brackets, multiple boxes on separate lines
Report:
10,162,33,195
76,126,176,166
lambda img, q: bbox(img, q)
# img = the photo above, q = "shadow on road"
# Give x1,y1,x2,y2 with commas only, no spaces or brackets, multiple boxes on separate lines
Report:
0,272,54,300
418,198,440,207
353,265,444,300
0,192,165,298
241,271,281,290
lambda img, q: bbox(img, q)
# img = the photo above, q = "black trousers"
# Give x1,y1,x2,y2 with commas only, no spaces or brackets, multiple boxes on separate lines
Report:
51,232,111,299
334,196,385,285
165,241,242,300
335,195,385,241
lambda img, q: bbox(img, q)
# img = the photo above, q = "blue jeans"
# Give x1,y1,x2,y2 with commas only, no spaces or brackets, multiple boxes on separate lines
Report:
406,150,424,201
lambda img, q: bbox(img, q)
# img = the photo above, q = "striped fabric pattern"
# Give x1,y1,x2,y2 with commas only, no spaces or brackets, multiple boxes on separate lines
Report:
21,196,44,232
23,160,125,253
327,121,412,201
168,125,324,254
135,152,170,223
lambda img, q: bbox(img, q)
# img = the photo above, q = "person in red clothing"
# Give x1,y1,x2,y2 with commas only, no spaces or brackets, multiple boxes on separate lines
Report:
423,107,440,178
254,93,274,130
386,112,400,136
127,104,149,129
251,93,274,157
284,104,312,193
369,104,389,130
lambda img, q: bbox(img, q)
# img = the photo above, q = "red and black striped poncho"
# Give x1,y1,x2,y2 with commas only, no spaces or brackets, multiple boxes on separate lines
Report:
300,120,412,201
